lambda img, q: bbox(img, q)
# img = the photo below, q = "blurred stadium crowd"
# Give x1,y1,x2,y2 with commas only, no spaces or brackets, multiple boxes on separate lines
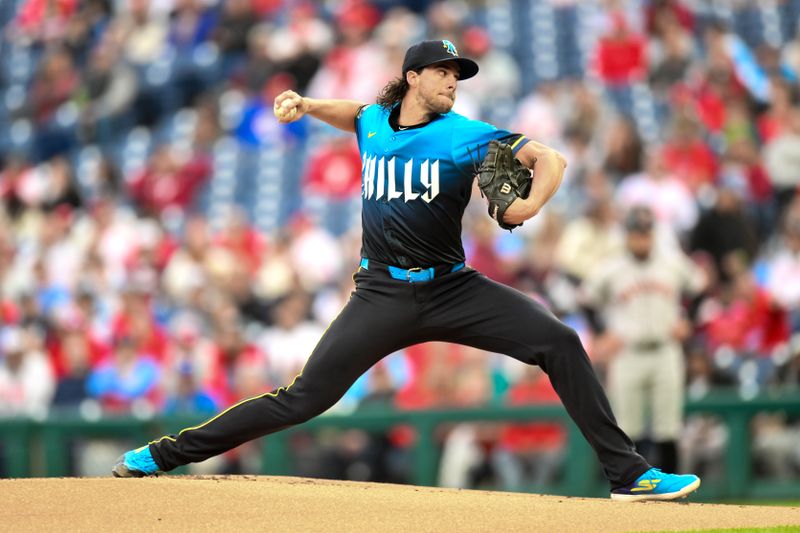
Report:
1,0,800,484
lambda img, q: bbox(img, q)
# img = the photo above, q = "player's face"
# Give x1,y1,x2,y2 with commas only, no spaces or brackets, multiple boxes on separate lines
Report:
416,62,460,114
626,230,653,259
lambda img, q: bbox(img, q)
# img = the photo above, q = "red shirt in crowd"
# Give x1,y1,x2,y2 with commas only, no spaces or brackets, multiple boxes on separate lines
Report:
205,343,267,406
111,311,169,363
595,15,647,86
128,155,211,216
47,331,108,379
303,139,363,199
661,141,718,193
499,373,566,453
213,226,268,274
704,287,789,355
15,0,78,36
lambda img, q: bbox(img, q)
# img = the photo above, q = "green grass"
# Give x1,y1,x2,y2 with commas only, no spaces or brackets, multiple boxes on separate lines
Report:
644,526,800,533
721,502,800,508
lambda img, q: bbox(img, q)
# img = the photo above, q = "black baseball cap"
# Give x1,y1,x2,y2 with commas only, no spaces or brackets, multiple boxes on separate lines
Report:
402,39,479,80
624,205,655,233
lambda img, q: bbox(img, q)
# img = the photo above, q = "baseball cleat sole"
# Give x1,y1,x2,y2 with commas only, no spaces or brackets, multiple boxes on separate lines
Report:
112,455,150,478
610,478,701,502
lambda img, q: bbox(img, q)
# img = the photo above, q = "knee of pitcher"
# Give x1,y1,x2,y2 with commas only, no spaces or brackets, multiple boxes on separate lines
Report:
543,325,586,361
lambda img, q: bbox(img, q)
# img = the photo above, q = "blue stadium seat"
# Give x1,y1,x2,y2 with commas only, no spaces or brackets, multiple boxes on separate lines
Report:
253,146,284,235
554,4,583,80
120,127,153,183
733,4,765,48
779,0,800,41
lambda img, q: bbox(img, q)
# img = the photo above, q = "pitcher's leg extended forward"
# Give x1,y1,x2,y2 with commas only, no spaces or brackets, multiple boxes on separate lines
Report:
147,277,421,472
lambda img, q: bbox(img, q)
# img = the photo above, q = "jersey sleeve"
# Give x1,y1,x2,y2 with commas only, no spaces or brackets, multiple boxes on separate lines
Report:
450,117,529,177
353,104,372,147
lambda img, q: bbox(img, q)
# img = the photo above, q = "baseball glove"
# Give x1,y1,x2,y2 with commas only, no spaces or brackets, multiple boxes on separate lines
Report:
476,140,533,230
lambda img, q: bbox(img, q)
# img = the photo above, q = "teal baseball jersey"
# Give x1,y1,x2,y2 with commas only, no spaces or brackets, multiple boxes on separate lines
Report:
354,103,528,267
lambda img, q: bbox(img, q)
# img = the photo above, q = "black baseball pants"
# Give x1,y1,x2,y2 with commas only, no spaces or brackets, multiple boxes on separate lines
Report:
149,265,650,488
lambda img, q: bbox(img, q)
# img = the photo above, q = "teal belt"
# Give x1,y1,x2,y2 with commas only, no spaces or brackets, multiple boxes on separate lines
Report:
359,258,465,282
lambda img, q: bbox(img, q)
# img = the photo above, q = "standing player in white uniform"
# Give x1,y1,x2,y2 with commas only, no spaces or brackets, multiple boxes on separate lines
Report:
582,205,705,473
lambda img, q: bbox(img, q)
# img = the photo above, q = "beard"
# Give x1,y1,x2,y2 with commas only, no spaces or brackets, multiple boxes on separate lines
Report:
420,90,454,114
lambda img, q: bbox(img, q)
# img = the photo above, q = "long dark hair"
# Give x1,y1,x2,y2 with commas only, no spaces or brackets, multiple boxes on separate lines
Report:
376,72,416,108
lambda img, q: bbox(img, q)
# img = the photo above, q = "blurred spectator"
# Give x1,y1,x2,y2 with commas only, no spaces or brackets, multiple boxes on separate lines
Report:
752,413,800,480
648,10,694,95
555,171,622,283
465,216,517,286
213,208,267,274
437,349,494,488
243,4,332,95
458,26,521,108
765,218,800,332
756,80,796,143
259,291,322,385
287,218,345,292
645,0,694,37
128,143,211,218
47,311,107,379
11,0,79,45
162,361,218,415
395,343,453,411
512,82,563,148
316,362,408,483
0,327,55,416
168,0,217,53
51,330,92,409
764,106,800,217
564,83,604,154
24,46,81,159
719,137,773,239
25,46,79,124
303,137,363,200
594,9,647,113
492,366,565,491
698,255,790,379
235,80,309,146
616,148,698,236
206,322,267,405
425,0,468,47
690,180,759,282
13,156,83,213
113,0,168,68
681,348,730,479
307,1,391,103
0,155,34,219
213,0,257,65
61,0,114,63
163,215,210,304
660,113,717,194
111,283,168,363
602,115,644,181
75,41,137,143
87,335,160,412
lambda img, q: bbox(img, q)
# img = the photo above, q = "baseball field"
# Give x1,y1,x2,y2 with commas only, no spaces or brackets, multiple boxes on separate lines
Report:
3,476,800,532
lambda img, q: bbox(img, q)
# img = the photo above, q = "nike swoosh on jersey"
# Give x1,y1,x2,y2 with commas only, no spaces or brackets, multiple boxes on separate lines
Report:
368,132,377,138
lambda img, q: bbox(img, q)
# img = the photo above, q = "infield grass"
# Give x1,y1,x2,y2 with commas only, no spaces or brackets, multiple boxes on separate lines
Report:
646,527,800,533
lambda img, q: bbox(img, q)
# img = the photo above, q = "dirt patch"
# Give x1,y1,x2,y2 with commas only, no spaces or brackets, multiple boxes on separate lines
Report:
2,476,799,532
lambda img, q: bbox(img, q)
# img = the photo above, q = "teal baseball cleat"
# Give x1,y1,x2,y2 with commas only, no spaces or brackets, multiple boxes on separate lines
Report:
610,467,700,501
112,445,160,478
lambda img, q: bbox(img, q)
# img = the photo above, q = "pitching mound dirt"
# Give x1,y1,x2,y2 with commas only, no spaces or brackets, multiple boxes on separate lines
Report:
3,476,799,532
